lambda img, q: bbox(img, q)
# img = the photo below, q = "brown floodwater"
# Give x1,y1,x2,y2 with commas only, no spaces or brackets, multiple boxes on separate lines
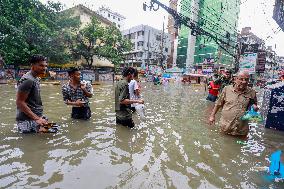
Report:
0,82,284,188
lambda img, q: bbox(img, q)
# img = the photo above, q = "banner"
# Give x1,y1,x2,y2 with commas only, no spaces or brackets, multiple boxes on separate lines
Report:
241,44,259,54
239,53,257,74
256,51,266,73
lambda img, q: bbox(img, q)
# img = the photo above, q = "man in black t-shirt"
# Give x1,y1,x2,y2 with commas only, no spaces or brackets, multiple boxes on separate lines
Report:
16,55,48,133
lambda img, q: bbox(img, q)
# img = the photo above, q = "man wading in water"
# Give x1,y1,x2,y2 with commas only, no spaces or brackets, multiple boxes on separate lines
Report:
115,67,144,128
62,68,93,120
16,55,49,133
209,71,258,137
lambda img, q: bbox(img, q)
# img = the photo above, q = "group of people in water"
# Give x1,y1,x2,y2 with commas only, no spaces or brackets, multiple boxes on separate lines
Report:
16,54,259,138
14,54,284,182
15,55,145,133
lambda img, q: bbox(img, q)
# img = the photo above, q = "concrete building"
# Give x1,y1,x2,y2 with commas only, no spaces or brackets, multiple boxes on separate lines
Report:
63,4,115,81
176,0,240,73
121,25,171,69
96,6,126,30
65,4,113,29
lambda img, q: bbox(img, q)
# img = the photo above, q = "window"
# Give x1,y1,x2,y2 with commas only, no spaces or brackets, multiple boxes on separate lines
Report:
118,18,120,21
137,31,144,36
165,47,168,52
131,33,136,39
113,16,115,19
108,13,110,17
118,24,120,28
156,35,161,41
137,41,144,46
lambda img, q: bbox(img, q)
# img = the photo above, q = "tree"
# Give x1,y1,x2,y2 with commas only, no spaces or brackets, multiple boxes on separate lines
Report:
67,17,131,68
0,0,80,67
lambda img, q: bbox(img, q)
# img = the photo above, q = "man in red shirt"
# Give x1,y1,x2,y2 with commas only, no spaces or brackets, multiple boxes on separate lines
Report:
206,79,221,102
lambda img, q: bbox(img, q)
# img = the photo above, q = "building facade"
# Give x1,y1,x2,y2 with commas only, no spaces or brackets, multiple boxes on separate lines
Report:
65,4,113,29
176,0,240,72
121,25,171,69
96,6,126,30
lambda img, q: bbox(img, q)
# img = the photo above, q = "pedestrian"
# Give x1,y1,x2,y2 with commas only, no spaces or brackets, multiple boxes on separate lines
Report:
209,71,258,136
115,67,144,128
16,54,49,133
62,68,93,120
219,70,233,92
128,69,141,112
206,79,221,102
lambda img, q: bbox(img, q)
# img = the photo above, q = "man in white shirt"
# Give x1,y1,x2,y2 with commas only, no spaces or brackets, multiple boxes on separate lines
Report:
128,69,141,112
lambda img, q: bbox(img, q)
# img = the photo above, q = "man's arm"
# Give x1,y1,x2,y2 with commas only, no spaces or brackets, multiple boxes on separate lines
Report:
62,86,84,107
121,98,144,105
119,84,143,105
81,83,93,98
209,87,226,124
209,104,223,124
16,92,47,125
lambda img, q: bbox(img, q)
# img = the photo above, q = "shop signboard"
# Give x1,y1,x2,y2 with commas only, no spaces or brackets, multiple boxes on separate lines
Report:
256,51,266,73
239,53,257,74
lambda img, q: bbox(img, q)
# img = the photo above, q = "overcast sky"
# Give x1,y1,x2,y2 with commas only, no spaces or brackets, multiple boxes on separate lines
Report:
40,0,284,56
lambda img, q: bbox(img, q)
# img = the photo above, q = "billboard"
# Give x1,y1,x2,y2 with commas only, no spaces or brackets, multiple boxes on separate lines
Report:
239,53,257,74
256,51,266,73
273,0,284,31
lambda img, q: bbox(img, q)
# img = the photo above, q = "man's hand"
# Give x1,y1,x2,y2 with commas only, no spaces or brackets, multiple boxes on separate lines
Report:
35,117,48,126
75,99,85,107
209,115,215,125
252,104,259,112
80,83,87,90
138,99,144,104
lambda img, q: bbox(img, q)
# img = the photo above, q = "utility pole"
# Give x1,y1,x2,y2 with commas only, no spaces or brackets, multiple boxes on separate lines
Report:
160,16,165,69
147,29,150,66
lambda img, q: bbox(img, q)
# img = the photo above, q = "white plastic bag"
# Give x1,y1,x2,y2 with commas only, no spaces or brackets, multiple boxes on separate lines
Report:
135,104,146,120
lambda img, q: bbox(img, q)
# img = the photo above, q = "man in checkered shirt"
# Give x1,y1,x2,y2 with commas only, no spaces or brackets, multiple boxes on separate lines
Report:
62,68,93,120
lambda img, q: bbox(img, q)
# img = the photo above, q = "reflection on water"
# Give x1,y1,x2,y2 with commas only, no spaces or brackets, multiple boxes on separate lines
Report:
0,83,284,188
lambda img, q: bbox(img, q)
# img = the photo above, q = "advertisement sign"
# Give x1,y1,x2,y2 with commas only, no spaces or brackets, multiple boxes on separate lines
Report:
239,53,257,74
256,51,266,73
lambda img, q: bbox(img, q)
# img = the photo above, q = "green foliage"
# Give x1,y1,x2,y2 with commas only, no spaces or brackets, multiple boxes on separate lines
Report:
67,17,131,68
0,0,80,67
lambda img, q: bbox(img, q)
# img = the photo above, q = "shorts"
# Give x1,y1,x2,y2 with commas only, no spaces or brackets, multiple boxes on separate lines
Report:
206,94,218,102
17,116,48,133
71,106,91,120
116,118,135,128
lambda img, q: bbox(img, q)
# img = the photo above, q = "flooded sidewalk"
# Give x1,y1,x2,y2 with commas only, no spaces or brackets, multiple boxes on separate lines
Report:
0,83,284,188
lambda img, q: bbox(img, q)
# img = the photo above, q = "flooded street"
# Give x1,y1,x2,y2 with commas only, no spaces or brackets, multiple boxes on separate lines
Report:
0,82,284,188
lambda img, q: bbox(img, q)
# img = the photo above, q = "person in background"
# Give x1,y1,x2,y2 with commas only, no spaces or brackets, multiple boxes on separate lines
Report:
16,54,48,133
128,69,141,112
209,71,258,137
219,70,233,92
115,67,144,128
206,79,221,102
62,68,93,120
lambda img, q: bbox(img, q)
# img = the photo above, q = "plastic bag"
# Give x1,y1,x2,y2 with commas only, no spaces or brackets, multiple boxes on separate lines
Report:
241,106,263,122
135,104,146,120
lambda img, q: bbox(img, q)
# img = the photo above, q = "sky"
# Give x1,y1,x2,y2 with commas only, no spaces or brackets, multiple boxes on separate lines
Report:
40,0,284,56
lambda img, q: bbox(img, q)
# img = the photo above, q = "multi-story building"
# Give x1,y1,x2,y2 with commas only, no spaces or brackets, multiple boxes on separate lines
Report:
96,6,126,30
121,25,171,69
176,0,240,72
65,4,112,28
